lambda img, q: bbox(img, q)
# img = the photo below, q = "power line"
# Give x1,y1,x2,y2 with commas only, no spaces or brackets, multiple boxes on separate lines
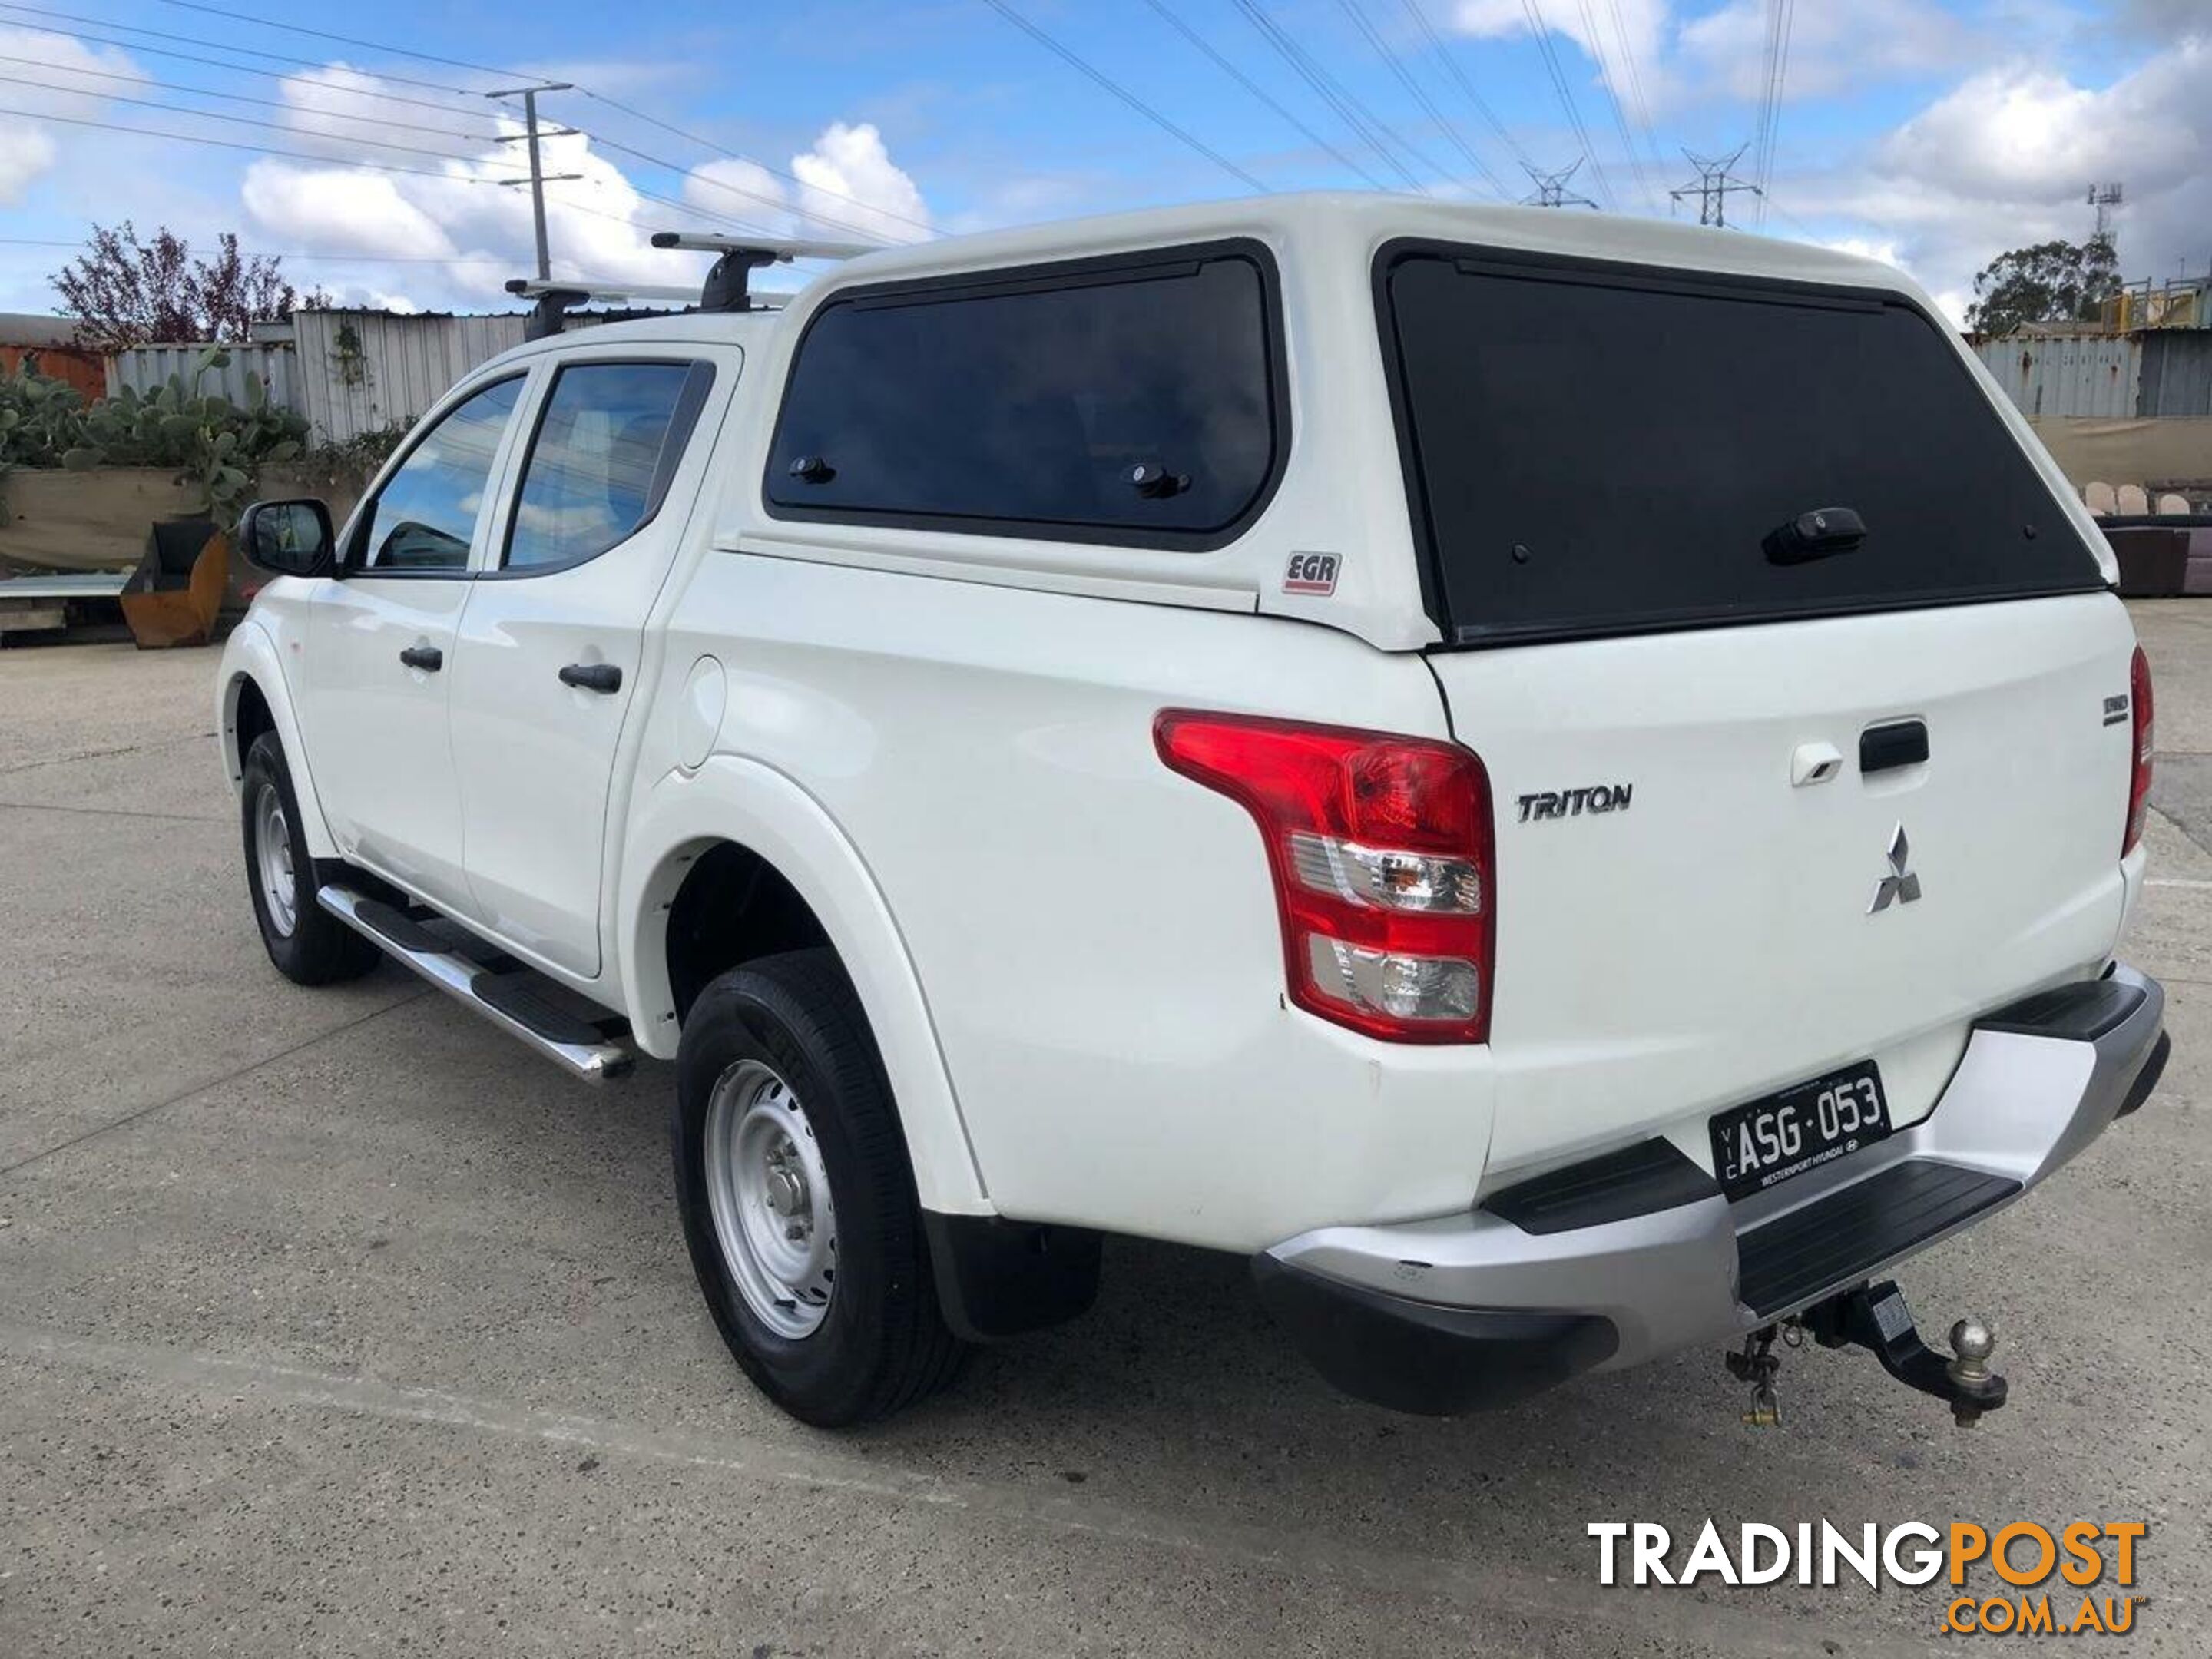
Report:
0,18,512,120
571,125,912,246
1330,0,1510,197
1230,0,1420,190
1598,0,1663,171
1750,0,1796,226
1138,0,1385,188
0,233,525,267
0,2,488,98
1,51,501,142
147,0,531,82
569,91,935,238
0,102,525,183
0,69,495,162
1518,0,1614,207
979,0,1267,192
1394,0,1533,171
1573,0,1654,208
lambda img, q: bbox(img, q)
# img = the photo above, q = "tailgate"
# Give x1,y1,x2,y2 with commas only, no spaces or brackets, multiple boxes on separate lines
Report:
1431,594,2137,1171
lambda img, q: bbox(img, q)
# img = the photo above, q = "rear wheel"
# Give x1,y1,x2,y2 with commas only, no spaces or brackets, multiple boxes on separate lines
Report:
240,732,379,986
674,949,962,1426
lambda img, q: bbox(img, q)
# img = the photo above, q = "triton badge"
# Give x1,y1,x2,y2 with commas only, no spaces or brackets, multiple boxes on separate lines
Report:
1869,823,1922,913
1516,784,1632,822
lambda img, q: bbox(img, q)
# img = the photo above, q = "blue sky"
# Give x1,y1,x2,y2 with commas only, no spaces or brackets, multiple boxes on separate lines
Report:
1,0,2206,323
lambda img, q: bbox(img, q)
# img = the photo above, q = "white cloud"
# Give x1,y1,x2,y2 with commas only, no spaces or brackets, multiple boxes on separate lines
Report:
680,122,930,245
1781,39,2212,323
0,118,54,205
791,122,930,243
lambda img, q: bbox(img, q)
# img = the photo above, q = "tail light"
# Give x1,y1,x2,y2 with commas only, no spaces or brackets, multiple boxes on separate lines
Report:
2124,644,2154,856
1154,710,1495,1043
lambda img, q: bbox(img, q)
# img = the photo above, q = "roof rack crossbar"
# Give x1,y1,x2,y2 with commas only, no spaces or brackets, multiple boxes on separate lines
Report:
649,231,877,314
505,276,700,339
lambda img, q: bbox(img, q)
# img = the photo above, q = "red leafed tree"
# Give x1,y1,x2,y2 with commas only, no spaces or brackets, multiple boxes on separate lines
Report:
50,222,325,351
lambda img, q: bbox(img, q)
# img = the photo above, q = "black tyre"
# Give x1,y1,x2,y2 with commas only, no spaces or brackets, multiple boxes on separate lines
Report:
240,732,380,986
674,949,962,1426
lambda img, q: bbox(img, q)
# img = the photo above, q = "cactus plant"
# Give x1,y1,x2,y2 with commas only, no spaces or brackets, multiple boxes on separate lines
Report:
61,346,306,529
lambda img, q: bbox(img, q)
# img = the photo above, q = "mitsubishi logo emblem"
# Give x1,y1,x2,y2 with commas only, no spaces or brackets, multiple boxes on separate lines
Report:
1869,823,1922,913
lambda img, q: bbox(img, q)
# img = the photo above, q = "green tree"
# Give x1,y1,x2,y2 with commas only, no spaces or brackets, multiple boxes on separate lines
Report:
1965,235,2122,336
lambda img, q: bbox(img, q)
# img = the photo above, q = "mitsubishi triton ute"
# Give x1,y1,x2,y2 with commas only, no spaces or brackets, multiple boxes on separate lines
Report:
218,195,2171,1427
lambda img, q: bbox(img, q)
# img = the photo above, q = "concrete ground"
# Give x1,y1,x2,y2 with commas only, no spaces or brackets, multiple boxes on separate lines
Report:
2,606,2207,1658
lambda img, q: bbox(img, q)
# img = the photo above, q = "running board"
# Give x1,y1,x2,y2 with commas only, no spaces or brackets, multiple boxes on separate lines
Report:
316,885,637,1084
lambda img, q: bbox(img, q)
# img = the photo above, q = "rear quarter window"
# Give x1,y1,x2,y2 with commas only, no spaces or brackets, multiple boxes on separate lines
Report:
764,241,1286,549
1376,244,2105,645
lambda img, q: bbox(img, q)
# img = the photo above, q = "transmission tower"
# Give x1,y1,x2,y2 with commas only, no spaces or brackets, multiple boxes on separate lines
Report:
1669,146,1762,228
1522,159,1598,210
2088,182,2124,243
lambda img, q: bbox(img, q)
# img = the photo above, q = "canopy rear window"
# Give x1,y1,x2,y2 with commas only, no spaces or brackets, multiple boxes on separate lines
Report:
1376,246,2105,646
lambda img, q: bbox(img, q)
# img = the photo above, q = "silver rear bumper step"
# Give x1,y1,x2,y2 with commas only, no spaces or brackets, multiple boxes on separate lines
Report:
317,884,637,1084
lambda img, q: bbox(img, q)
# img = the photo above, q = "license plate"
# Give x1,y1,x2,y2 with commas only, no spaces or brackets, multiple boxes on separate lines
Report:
1708,1061,1890,1201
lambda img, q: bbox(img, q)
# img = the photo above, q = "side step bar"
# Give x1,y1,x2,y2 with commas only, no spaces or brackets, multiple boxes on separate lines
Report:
317,884,637,1084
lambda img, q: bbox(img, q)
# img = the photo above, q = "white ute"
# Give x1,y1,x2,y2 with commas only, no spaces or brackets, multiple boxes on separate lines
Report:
219,195,2170,1427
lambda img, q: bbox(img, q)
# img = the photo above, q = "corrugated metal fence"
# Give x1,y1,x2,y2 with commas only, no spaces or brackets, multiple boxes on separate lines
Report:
293,310,528,442
108,341,298,410
2139,333,2212,419
1973,334,2141,419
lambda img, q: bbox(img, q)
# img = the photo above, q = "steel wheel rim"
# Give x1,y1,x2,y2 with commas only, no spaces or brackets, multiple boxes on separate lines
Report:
253,783,298,936
704,1058,837,1339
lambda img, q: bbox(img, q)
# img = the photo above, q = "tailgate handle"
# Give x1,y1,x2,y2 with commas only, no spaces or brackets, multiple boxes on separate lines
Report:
1860,719,1929,775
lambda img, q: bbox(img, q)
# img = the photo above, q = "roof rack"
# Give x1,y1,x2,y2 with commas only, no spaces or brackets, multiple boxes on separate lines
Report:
505,277,701,341
648,231,876,313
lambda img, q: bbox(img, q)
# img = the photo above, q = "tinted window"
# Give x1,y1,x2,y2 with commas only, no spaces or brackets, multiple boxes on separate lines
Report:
357,377,523,571
767,247,1280,541
1379,250,2104,644
505,361,708,571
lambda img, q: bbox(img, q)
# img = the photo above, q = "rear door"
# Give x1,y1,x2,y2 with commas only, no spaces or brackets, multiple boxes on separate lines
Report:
447,348,729,979
1376,246,2139,1173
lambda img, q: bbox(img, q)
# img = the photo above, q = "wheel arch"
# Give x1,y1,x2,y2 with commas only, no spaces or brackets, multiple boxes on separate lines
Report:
218,622,340,861
618,755,992,1217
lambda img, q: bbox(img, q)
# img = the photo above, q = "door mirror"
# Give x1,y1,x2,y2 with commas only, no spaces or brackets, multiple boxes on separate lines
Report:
240,498,336,578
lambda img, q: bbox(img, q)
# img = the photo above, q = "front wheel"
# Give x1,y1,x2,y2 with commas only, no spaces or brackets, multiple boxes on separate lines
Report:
673,949,962,1426
240,733,380,986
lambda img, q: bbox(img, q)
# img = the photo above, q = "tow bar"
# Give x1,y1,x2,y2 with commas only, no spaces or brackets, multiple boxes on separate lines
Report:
1730,1281,2008,1428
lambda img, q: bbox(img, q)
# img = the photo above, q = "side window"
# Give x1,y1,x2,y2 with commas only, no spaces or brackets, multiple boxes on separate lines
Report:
764,245,1282,545
356,377,524,572
503,360,712,571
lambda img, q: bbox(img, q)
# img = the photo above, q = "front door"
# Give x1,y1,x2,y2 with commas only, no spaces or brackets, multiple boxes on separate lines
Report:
449,351,729,978
303,375,528,912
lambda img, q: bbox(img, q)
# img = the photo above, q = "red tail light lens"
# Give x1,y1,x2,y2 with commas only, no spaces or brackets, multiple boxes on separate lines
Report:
2124,644,2154,856
1154,710,1495,1043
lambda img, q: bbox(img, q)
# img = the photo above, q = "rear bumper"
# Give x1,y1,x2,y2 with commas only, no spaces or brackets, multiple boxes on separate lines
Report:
1255,963,2167,1416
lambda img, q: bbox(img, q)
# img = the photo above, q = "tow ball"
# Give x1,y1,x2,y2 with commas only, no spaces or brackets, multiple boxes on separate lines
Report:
1729,1281,2008,1428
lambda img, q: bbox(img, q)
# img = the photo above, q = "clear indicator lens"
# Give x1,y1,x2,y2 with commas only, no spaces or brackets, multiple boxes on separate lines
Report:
1306,934,1482,1022
1288,832,1482,913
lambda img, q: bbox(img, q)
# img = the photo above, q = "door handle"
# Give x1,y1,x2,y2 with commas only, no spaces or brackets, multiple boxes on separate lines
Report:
558,662,622,694
399,644,443,672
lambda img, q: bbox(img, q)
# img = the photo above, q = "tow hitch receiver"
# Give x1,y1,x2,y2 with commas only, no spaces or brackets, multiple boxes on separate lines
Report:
1802,1280,2008,1426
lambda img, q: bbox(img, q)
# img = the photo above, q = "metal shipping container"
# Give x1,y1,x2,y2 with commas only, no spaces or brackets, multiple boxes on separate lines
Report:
1974,333,2141,419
